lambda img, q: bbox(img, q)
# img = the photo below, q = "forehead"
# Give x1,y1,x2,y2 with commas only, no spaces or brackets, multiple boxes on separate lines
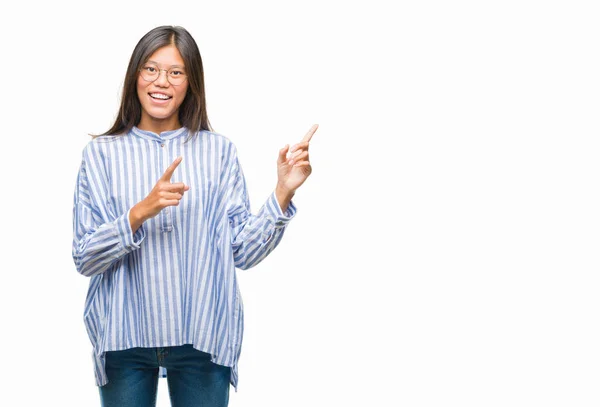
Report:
146,45,185,67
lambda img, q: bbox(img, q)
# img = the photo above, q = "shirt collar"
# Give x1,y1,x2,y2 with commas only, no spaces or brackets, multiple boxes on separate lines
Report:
130,126,189,142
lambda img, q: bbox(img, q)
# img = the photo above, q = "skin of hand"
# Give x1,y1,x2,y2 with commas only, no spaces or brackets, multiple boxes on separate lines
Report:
129,156,189,232
129,124,318,230
275,124,319,211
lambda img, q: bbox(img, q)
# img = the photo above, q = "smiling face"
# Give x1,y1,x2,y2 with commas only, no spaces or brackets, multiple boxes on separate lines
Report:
136,45,189,133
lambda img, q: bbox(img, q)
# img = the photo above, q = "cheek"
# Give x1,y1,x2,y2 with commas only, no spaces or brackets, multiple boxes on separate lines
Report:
176,84,189,102
136,78,147,101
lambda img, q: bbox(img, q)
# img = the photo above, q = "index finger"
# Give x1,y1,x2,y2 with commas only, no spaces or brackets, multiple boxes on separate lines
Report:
160,156,183,182
301,124,319,143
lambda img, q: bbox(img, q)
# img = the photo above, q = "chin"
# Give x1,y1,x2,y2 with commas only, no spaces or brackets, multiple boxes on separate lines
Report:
145,107,178,121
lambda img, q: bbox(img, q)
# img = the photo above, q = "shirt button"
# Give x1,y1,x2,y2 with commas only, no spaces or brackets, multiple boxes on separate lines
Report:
160,144,165,147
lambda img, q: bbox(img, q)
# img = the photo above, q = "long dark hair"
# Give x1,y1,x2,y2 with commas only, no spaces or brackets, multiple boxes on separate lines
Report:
93,25,212,139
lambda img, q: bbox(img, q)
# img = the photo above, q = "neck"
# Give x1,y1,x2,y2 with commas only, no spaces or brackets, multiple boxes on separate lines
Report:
137,115,181,134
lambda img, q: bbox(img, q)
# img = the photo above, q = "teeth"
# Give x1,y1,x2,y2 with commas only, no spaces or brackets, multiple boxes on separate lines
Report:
150,93,170,100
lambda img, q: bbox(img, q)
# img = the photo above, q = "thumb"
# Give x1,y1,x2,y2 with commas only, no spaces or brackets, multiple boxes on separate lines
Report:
277,144,290,165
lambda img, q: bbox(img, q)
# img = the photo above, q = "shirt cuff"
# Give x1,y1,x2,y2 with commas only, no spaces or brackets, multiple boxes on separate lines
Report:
265,191,297,228
115,208,146,251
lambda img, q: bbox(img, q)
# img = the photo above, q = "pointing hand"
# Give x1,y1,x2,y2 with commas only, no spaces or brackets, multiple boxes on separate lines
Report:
277,124,318,194
137,156,190,221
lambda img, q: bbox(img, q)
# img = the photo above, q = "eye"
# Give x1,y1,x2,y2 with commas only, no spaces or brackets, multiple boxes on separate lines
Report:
143,65,157,73
170,70,184,76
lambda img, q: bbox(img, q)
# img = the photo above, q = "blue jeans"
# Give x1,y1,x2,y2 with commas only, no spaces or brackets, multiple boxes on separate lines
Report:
99,345,231,407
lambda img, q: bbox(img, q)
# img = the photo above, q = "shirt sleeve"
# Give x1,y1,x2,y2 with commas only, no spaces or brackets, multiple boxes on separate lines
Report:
72,143,146,277
225,145,297,270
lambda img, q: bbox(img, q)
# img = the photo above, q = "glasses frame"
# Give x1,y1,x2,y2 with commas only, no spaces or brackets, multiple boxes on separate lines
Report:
138,63,187,86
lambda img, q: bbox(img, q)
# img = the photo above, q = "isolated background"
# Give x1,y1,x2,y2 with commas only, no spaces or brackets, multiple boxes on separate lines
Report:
1,1,599,406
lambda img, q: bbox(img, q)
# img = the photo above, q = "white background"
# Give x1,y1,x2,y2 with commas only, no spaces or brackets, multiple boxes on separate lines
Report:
0,0,599,406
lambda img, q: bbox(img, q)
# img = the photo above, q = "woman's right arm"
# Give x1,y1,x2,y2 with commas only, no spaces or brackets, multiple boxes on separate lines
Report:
72,145,146,277
72,148,189,277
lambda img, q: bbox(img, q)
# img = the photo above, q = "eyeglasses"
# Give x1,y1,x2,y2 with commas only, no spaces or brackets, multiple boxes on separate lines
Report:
139,63,187,86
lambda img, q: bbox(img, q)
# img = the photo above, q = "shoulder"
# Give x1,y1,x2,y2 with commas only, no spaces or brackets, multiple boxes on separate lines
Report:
82,134,128,157
194,130,239,156
80,134,129,172
195,129,235,145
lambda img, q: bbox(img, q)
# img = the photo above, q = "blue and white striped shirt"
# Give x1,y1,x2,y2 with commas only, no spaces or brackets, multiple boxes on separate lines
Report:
72,126,296,390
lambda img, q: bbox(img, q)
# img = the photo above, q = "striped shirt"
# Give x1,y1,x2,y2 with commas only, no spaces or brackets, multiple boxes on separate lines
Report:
72,126,296,390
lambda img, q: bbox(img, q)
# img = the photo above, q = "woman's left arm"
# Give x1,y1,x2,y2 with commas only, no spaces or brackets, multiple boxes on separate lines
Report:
226,124,318,270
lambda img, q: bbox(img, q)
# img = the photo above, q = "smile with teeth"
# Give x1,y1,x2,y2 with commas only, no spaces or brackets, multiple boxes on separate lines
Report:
149,93,171,100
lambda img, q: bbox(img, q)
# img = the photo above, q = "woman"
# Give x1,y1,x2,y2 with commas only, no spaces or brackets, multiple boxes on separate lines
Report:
72,25,317,407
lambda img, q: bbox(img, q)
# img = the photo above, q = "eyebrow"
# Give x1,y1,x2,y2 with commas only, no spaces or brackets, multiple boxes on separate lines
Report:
146,60,185,69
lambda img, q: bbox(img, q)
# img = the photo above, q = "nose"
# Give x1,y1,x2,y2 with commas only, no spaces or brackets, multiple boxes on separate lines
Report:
154,69,169,87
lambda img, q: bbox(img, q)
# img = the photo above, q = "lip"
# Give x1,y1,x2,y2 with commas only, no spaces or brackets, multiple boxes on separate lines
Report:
148,92,172,105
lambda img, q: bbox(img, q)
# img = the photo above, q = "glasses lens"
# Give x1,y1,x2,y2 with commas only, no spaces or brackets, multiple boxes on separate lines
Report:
168,68,186,85
140,64,159,82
